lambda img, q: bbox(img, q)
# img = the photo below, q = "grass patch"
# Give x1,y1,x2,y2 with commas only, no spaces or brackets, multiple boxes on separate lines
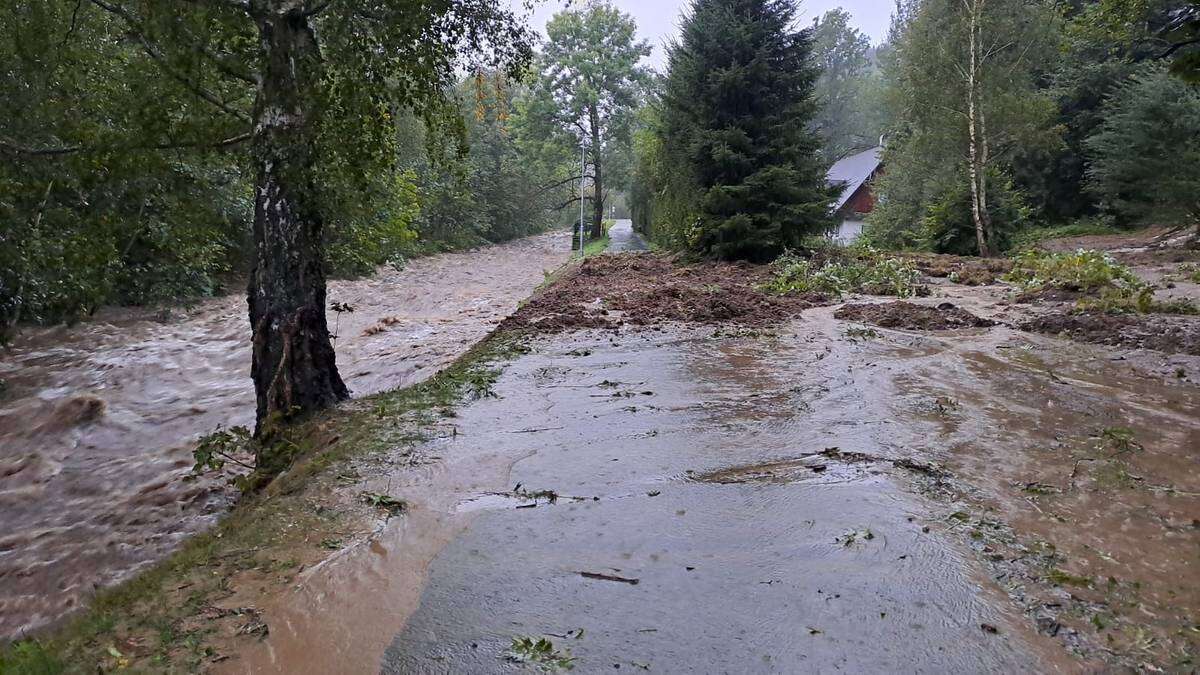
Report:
1009,220,1121,251
0,332,531,673
582,236,610,258
762,246,925,298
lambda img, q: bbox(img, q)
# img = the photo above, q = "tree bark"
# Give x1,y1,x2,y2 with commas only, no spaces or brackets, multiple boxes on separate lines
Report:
965,0,992,257
247,3,348,447
588,102,604,240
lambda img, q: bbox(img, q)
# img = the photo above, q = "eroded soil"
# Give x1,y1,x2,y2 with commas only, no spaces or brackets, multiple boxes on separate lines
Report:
499,253,823,332
0,232,570,640
836,301,996,331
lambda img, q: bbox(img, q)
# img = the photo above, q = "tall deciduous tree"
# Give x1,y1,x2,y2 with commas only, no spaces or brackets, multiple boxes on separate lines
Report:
4,1,531,459
523,2,651,239
660,0,834,261
870,0,1059,256
811,8,884,161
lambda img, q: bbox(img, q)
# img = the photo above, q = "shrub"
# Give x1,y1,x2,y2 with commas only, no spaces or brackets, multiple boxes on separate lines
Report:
763,247,924,298
1006,248,1143,294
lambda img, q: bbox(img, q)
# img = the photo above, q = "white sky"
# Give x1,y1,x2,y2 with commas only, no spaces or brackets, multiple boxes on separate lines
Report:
509,0,894,70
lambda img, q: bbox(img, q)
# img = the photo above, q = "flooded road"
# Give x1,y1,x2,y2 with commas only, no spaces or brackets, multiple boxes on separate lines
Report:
0,231,571,640
224,299,1200,672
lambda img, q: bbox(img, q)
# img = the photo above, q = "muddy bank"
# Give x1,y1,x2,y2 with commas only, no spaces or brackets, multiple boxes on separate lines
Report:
500,253,822,332
903,252,1013,286
836,301,996,331
0,231,570,640
1021,311,1200,356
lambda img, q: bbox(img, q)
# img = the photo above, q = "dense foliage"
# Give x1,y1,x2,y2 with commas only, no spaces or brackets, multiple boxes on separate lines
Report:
520,3,651,240
638,0,835,261
868,0,1200,256
0,2,565,338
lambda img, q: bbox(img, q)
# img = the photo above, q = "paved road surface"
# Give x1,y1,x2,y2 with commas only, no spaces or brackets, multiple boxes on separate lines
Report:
607,219,649,252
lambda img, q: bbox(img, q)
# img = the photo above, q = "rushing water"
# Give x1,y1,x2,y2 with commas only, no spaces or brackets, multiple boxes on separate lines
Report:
0,232,570,640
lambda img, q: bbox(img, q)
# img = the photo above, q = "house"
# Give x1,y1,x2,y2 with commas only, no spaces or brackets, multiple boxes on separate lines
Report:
826,145,884,244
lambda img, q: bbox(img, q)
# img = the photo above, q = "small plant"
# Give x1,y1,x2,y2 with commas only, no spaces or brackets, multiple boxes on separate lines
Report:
763,248,923,298
192,426,254,474
1007,248,1143,295
1179,262,1200,284
843,326,880,341
360,491,406,515
836,528,876,547
505,636,576,671
1099,427,1144,455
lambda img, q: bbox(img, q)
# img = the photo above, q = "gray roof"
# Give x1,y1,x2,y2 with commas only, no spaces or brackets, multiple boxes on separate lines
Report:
827,146,883,211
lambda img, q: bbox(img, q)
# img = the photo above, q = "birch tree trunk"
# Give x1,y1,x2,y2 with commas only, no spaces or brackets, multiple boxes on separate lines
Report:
965,0,992,257
246,3,348,454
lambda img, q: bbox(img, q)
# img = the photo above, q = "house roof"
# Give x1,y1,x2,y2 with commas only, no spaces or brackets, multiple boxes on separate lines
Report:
827,146,883,211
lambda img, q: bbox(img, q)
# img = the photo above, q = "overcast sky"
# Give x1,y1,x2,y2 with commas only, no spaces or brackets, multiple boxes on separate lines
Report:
509,0,894,69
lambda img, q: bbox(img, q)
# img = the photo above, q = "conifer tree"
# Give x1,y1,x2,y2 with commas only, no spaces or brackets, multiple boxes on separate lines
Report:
661,0,834,261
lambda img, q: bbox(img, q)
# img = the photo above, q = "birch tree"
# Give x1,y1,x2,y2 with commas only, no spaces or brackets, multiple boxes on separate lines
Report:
871,0,1058,255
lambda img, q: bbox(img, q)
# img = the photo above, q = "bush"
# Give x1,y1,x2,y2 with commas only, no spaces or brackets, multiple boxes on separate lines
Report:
1007,248,1200,314
1006,248,1142,294
762,247,924,298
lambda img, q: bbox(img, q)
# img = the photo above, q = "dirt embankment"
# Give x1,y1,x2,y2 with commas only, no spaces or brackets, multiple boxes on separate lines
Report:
1021,312,1200,356
836,302,996,331
500,254,824,332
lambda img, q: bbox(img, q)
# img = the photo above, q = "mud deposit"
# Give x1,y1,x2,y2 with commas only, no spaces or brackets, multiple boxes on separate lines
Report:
836,301,996,331
903,252,1013,286
1022,311,1200,356
0,232,570,640
500,253,821,332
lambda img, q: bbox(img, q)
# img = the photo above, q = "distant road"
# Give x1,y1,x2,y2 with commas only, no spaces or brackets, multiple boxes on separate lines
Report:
607,219,649,252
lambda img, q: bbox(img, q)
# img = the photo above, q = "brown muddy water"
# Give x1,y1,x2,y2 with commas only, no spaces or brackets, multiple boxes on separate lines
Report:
223,297,1200,673
0,232,570,640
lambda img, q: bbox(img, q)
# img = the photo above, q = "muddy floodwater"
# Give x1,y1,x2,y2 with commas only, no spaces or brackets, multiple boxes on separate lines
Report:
226,291,1200,673
0,232,570,640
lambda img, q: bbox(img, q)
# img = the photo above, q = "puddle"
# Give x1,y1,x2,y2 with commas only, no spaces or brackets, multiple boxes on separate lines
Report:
0,232,570,639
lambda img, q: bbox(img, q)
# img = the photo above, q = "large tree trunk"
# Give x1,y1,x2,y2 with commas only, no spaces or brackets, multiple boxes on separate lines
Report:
588,103,604,240
247,5,348,449
965,0,992,258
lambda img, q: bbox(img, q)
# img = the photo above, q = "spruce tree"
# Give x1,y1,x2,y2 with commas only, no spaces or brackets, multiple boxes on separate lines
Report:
662,0,835,261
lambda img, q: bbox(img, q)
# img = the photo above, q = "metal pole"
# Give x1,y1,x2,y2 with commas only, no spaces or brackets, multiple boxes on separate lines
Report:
579,141,586,258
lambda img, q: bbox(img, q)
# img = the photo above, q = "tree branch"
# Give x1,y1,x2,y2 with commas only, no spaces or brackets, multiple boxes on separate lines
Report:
88,0,252,122
0,131,252,157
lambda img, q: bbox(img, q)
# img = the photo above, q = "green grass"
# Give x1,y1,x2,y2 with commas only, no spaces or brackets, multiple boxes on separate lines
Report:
0,332,532,673
1009,220,1121,251
582,236,610,257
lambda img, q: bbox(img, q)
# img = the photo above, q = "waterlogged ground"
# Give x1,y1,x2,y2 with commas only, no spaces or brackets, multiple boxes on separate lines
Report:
226,284,1199,672
0,232,570,640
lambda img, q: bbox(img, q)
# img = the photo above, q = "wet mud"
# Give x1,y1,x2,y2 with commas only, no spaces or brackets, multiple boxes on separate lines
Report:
903,252,1013,286
499,254,823,333
0,232,570,639
836,301,996,331
1021,311,1200,356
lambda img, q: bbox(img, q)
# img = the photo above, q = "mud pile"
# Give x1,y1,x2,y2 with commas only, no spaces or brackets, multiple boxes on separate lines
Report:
902,253,1012,286
1021,311,1200,356
836,302,996,331
500,254,822,332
